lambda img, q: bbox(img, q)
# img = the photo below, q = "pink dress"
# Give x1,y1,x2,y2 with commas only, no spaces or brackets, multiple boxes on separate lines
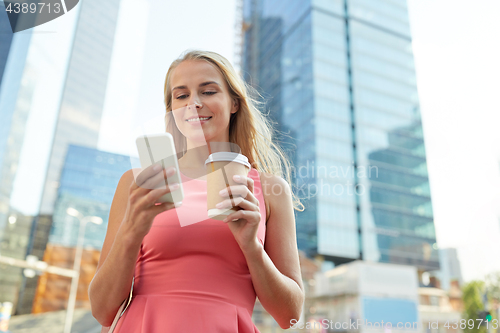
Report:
114,167,266,332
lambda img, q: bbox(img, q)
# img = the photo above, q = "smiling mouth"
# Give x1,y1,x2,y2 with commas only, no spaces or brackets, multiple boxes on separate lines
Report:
186,116,212,122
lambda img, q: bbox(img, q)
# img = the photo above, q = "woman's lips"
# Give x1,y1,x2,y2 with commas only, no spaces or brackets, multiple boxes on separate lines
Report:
185,116,212,125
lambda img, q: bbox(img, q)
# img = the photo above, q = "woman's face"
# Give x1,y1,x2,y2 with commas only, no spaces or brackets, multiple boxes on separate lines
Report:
170,60,238,143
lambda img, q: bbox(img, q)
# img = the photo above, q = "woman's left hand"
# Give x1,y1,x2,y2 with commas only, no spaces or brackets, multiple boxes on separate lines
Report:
217,174,261,253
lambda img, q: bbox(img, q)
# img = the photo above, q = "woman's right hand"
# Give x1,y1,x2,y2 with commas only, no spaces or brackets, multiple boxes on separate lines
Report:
120,163,181,242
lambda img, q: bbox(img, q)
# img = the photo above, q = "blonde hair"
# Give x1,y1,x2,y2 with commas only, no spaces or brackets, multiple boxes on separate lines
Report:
164,50,304,212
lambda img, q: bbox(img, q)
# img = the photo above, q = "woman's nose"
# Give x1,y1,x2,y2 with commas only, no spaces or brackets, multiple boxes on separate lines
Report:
187,94,202,108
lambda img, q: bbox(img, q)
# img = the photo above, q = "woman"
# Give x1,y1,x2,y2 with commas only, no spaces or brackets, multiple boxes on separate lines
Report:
89,50,305,332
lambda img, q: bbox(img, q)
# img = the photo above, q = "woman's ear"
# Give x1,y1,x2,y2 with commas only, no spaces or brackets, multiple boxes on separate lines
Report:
231,98,239,114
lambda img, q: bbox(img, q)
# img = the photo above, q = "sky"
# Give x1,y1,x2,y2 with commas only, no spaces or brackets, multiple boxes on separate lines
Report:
96,0,500,282
97,0,236,158
407,0,500,281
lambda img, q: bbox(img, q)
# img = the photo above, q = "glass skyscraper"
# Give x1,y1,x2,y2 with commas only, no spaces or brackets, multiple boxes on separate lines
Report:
0,1,14,89
0,1,33,233
243,0,438,271
0,0,122,314
49,145,133,249
29,145,134,313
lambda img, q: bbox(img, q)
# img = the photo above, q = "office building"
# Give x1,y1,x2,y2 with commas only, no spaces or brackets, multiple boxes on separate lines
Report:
49,145,133,249
31,145,132,313
242,0,438,271
314,261,421,333
0,0,121,314
0,1,33,235
0,1,15,89
432,248,463,292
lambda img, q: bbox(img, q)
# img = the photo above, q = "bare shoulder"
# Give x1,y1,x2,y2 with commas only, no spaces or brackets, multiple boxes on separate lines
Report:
120,168,134,183
259,172,290,192
114,169,138,198
257,171,292,224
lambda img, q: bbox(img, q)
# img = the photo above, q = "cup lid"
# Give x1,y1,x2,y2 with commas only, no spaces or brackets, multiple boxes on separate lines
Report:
204,152,251,169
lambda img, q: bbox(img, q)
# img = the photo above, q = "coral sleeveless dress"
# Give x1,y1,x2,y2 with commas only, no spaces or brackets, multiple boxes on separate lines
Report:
114,167,266,332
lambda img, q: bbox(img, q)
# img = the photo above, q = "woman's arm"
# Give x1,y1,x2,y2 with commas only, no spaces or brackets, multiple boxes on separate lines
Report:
88,166,179,326
244,173,304,329
88,170,141,326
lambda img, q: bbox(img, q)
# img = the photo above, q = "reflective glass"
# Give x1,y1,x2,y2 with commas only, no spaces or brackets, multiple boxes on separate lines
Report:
311,0,344,16
49,145,133,249
243,0,436,269
348,0,411,37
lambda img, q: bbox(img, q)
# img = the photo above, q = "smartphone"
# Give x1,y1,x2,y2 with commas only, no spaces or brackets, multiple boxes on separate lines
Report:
135,133,184,203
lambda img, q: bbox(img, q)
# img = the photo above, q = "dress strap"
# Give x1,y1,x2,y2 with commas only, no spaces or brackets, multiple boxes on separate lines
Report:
246,167,267,245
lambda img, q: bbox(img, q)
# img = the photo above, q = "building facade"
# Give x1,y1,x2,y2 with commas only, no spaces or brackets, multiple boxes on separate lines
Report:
49,145,133,249
0,1,15,89
242,0,438,271
0,0,122,314
0,1,33,237
432,248,464,292
313,261,421,333
31,145,132,313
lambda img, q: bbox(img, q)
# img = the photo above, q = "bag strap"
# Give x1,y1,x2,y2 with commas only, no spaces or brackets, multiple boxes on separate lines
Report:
102,276,135,333
121,276,135,316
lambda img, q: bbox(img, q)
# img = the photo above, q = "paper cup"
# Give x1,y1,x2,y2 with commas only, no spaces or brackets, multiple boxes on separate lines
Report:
205,152,251,220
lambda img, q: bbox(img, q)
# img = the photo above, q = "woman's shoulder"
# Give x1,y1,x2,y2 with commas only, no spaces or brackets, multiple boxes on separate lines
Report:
115,168,142,193
121,168,135,180
257,171,289,189
119,168,137,184
255,170,292,222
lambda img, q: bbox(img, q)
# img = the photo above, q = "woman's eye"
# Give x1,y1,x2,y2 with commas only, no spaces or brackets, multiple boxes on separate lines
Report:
175,92,215,100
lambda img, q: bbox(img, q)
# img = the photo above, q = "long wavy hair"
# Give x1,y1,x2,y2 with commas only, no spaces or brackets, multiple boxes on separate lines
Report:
164,50,304,212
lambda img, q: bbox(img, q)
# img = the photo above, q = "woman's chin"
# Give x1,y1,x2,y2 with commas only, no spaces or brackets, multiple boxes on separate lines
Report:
185,133,211,144
187,135,227,146
183,128,226,145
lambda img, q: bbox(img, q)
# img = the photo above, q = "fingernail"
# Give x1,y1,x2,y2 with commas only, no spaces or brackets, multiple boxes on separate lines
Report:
219,189,227,196
174,201,182,208
154,164,161,171
167,167,176,176
216,202,224,208
233,175,240,181
170,183,179,190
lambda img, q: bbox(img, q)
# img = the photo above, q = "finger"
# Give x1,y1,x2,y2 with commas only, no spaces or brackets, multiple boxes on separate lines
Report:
141,167,176,191
147,201,180,217
247,176,254,193
222,210,260,223
220,185,259,206
220,185,253,208
233,175,254,193
138,183,180,209
133,163,163,189
216,196,259,212
148,183,180,203
219,185,247,199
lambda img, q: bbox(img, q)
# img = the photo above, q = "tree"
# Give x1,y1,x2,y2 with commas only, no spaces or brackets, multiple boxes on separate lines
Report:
485,272,500,302
485,271,500,331
462,280,487,333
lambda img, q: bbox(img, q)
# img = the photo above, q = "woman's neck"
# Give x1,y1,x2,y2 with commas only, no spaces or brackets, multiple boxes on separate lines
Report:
179,137,238,173
179,142,209,168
